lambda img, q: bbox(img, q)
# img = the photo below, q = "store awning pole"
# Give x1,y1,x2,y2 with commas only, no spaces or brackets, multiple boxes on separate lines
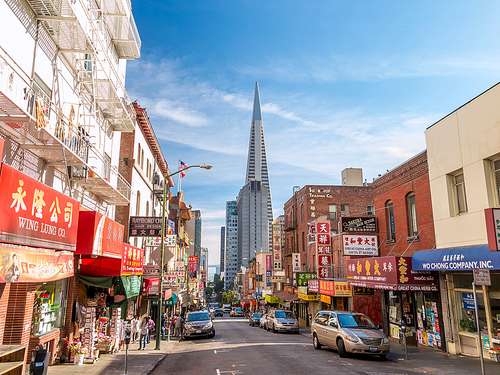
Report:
472,279,485,375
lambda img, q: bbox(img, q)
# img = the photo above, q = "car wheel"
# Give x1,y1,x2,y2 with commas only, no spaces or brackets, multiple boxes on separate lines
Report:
313,334,322,350
208,332,215,339
272,324,277,333
337,339,347,358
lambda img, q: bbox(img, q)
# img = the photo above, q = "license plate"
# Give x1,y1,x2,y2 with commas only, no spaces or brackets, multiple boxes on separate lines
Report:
196,330,201,333
369,347,378,352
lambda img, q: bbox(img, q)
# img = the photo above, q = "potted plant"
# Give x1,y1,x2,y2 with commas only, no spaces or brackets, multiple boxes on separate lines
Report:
68,340,88,365
489,347,500,362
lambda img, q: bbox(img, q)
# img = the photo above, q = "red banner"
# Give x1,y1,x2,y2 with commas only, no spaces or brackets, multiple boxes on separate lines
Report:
122,244,144,275
347,256,438,291
316,219,332,279
76,211,124,258
188,256,198,263
0,243,74,282
0,163,80,251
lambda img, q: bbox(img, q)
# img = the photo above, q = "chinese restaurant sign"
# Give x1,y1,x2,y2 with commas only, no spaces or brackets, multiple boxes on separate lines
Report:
343,235,378,256
0,163,80,251
76,211,124,258
308,279,319,293
121,244,144,276
341,217,377,233
319,280,352,297
292,253,301,272
0,243,74,282
316,219,332,279
347,256,438,291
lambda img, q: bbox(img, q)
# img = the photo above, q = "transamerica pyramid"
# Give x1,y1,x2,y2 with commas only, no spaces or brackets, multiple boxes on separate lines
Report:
245,82,273,251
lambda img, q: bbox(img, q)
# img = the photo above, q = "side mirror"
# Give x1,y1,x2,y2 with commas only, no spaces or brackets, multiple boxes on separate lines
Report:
329,321,338,328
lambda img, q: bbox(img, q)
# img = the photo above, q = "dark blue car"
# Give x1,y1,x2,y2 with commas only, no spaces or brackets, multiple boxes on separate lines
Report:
249,313,262,326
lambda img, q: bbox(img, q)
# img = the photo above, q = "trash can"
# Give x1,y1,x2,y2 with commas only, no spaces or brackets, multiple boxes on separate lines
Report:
30,348,49,375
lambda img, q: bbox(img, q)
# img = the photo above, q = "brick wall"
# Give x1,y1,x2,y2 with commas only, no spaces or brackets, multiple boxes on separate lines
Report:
371,151,436,257
284,185,374,281
0,283,10,344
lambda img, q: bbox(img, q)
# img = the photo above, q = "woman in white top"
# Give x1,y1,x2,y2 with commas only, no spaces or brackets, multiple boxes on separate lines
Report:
131,315,139,343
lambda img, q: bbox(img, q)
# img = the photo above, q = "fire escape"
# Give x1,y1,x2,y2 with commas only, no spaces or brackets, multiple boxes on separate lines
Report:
0,0,141,205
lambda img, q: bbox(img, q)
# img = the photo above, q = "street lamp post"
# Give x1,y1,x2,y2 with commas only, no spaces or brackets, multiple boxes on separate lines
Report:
155,163,212,350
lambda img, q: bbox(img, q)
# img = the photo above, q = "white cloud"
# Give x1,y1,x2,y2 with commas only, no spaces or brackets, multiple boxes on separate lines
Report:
153,99,209,127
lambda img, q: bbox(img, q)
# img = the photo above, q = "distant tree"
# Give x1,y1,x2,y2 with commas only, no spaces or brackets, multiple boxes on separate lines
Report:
205,286,213,298
214,277,224,294
214,273,220,284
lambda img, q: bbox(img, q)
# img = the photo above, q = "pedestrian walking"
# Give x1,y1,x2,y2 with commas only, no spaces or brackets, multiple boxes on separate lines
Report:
174,314,183,337
138,317,148,350
147,316,155,343
131,315,139,343
161,313,167,340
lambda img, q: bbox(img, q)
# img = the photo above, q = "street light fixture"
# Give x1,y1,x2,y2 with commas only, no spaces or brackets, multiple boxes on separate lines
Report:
155,163,212,350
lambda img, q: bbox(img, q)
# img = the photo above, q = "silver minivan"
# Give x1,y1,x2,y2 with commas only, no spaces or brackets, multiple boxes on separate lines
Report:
311,310,389,359
266,310,299,333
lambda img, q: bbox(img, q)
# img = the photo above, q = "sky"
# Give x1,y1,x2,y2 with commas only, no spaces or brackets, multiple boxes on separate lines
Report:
126,0,500,266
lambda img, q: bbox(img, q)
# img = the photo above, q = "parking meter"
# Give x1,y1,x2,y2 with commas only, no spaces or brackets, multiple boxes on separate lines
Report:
125,328,131,345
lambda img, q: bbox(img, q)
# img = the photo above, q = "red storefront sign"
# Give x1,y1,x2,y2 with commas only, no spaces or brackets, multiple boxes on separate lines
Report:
76,211,124,258
0,242,74,282
347,256,438,291
266,255,272,271
319,280,352,297
0,163,80,251
188,256,198,263
122,244,144,275
143,277,159,295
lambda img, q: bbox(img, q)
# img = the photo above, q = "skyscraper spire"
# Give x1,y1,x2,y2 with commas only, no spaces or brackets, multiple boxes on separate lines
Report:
244,82,273,251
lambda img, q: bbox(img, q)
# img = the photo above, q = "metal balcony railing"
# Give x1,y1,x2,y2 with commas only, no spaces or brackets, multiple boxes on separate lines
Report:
0,47,131,205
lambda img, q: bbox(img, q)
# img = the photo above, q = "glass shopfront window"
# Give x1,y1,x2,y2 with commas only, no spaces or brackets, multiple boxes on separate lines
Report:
31,279,69,335
490,293,500,341
455,291,486,334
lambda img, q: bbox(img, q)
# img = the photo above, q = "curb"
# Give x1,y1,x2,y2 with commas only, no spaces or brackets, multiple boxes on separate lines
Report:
142,338,182,375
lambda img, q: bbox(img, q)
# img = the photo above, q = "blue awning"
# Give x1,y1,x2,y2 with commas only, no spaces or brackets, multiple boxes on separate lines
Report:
412,244,500,271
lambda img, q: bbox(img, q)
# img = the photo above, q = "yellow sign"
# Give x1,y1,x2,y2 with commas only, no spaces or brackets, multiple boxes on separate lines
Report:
298,293,317,301
320,294,331,304
334,282,352,297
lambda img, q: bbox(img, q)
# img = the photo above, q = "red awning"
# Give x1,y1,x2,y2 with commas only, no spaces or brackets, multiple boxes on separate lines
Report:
143,277,159,295
240,299,251,307
80,243,143,277
75,211,124,259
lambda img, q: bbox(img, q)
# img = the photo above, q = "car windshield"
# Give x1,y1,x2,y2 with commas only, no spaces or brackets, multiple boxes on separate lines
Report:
235,309,242,312
187,313,210,322
216,309,222,312
253,313,262,318
275,311,294,319
338,314,376,329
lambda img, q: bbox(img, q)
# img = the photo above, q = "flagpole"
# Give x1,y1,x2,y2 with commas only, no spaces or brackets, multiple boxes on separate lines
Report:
177,158,182,195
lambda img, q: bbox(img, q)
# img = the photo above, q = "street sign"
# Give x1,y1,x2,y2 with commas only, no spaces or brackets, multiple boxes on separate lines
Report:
129,217,163,237
150,246,174,265
146,235,176,247
143,264,159,276
474,268,491,286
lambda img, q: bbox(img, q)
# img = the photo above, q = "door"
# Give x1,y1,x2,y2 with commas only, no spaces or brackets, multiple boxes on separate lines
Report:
314,312,332,347
325,313,340,349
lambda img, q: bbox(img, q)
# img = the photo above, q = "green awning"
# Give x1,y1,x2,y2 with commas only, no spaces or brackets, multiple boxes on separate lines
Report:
114,276,143,298
77,275,113,288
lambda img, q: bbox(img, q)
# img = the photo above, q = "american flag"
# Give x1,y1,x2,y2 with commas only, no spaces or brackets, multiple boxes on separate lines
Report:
179,160,189,178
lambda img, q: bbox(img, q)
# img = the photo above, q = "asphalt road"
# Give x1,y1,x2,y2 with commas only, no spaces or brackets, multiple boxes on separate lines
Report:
152,315,425,375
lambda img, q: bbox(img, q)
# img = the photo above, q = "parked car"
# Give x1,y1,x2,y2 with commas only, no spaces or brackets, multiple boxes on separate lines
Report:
230,308,244,317
260,314,268,329
266,310,299,333
223,304,231,313
214,309,224,317
249,313,262,326
311,310,389,359
183,311,215,339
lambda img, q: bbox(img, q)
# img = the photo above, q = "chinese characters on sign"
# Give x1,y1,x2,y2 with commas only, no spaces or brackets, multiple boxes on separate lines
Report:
319,280,352,297
129,216,164,237
296,272,317,286
0,163,80,251
485,208,500,251
272,224,283,270
343,235,378,256
316,219,332,279
121,244,144,276
293,253,301,272
346,256,438,291
146,235,176,247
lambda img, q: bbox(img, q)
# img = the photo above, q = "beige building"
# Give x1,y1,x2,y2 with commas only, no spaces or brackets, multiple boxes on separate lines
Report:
422,83,500,358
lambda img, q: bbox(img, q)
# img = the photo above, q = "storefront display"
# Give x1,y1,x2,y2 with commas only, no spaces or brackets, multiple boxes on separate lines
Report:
31,279,69,335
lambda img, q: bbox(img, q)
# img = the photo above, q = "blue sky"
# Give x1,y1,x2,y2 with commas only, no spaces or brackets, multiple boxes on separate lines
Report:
126,0,500,265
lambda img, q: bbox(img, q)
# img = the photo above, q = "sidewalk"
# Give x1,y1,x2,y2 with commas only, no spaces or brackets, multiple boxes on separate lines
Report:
298,327,499,375
48,337,180,375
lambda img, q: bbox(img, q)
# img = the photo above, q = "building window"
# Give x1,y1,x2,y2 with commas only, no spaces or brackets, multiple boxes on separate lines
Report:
141,150,144,169
301,204,304,222
386,200,395,241
341,204,349,214
454,173,468,214
136,191,141,216
367,205,375,216
137,144,141,167
494,159,500,205
329,204,337,220
407,193,418,237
